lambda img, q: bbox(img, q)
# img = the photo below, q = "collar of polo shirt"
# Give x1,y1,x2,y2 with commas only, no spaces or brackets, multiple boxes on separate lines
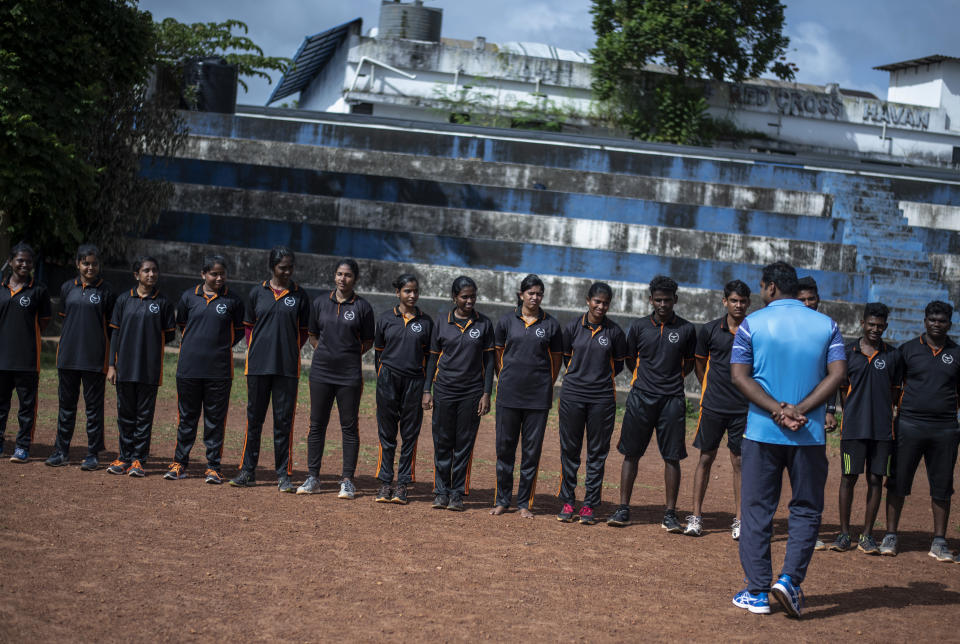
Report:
130,287,159,299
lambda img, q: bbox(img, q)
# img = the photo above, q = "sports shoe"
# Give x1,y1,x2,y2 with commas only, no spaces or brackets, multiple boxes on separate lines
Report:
45,452,67,467
732,589,771,615
857,533,880,555
163,462,186,480
106,459,128,475
375,483,392,502
80,455,99,471
392,483,409,505
127,460,145,477
661,509,683,533
447,492,465,512
813,539,826,551
929,538,953,562
204,469,224,485
277,474,295,493
828,533,852,552
770,574,804,618
731,518,741,541
432,494,449,509
578,506,597,525
10,447,28,463
338,478,356,499
684,515,703,537
607,505,630,527
557,503,576,522
296,475,322,494
878,533,898,556
228,470,256,487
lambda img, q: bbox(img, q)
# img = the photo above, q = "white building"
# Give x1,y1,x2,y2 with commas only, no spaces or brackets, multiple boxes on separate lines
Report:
267,2,960,168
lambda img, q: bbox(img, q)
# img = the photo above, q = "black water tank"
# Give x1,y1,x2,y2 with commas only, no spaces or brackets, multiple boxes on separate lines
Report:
181,57,238,113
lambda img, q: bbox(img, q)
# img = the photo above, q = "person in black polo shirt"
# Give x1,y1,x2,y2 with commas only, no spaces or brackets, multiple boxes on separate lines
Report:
370,274,434,504
164,256,244,484
607,275,696,532
46,244,114,470
798,277,839,433
423,276,495,511
297,258,375,499
105,256,175,477
882,300,960,562
492,274,563,518
0,243,51,463
556,282,628,525
821,303,900,555
685,279,751,539
230,247,310,492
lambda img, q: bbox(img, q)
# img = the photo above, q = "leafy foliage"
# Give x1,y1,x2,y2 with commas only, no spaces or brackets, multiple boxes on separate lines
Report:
590,0,796,144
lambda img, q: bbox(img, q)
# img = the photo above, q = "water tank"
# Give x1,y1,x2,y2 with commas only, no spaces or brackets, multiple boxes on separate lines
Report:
181,57,238,114
378,1,442,42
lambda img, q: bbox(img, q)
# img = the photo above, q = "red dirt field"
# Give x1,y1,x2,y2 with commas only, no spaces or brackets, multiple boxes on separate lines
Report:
2,361,960,641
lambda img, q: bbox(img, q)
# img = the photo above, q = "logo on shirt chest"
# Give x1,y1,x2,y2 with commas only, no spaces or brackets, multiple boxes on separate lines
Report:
468,327,481,339
873,358,886,370
283,296,296,307
535,327,546,338
18,295,30,308
148,302,160,314
343,310,356,321
943,353,955,365
597,335,609,347
410,322,422,334
216,303,228,315
89,293,101,304
667,331,680,344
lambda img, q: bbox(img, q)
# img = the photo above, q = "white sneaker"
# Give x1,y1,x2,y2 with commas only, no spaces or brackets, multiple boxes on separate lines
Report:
731,518,741,541
684,515,702,536
338,478,356,499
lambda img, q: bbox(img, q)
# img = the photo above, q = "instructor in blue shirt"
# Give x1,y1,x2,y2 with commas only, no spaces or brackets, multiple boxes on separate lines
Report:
729,262,846,618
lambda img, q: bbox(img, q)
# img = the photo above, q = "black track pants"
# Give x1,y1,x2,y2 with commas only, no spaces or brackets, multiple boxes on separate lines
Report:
432,393,482,496
494,404,548,510
557,396,616,508
240,375,298,478
375,367,424,485
54,369,106,456
0,370,39,451
174,377,232,469
116,381,158,462
307,380,362,478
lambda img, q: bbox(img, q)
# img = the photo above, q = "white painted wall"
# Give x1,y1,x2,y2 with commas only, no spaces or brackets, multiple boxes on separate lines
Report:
887,64,944,107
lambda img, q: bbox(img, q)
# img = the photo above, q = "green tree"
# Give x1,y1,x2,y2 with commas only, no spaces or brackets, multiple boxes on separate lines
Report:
591,0,796,144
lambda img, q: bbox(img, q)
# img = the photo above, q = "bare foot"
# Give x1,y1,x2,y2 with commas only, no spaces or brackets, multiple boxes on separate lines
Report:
519,508,534,519
490,505,507,515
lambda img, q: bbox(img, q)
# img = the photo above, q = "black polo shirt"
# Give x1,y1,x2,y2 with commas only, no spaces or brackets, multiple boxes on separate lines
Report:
560,314,628,403
429,309,496,401
627,313,697,398
108,288,175,385
840,338,900,441
309,290,375,385
374,306,433,379
175,285,245,380
898,335,960,428
495,307,563,410
57,278,115,373
244,281,311,378
0,277,51,372
696,316,748,415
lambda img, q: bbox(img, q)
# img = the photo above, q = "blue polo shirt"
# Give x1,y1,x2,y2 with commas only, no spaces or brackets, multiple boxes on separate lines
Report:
730,298,845,446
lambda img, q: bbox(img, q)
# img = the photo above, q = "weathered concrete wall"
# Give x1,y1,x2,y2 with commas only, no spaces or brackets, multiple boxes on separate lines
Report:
901,200,960,231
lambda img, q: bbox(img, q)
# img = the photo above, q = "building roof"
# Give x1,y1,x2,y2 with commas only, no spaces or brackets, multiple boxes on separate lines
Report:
874,55,960,72
267,18,362,105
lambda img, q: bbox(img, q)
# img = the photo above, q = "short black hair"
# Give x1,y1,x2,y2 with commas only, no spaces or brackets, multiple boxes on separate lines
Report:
336,258,360,281
925,300,953,319
797,276,818,294
723,279,751,298
587,281,613,301
9,242,34,261
862,302,889,321
132,256,159,273
451,275,477,297
268,246,294,270
76,244,99,261
649,275,678,296
761,262,799,297
202,255,228,273
517,274,545,305
392,273,418,291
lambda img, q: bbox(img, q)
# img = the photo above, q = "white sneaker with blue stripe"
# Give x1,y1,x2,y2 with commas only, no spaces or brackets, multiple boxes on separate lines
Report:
771,574,804,618
732,589,770,614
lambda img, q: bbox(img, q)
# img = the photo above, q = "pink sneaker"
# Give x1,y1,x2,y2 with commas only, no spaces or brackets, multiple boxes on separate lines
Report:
578,506,597,525
557,502,576,522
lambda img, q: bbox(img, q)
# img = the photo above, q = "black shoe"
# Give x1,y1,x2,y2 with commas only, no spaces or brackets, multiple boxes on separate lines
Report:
229,470,256,487
661,509,683,533
392,483,409,505
277,474,295,493
375,483,392,503
44,452,67,467
80,455,99,471
607,505,631,527
447,492,465,511
432,494,449,509
829,533,852,552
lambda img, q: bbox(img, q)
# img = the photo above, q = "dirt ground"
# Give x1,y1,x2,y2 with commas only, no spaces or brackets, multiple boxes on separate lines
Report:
2,359,960,641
